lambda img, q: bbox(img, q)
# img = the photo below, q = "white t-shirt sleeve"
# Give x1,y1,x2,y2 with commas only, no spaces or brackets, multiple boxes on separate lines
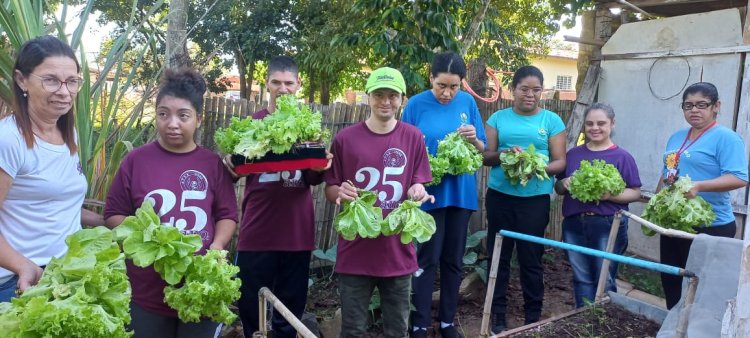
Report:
0,122,25,178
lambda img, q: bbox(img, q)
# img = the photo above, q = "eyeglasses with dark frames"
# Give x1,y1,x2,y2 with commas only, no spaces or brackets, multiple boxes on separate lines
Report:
680,101,713,110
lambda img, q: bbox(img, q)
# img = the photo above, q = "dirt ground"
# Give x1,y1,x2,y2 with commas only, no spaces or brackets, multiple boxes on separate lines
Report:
304,248,578,338
510,303,661,338
222,248,660,338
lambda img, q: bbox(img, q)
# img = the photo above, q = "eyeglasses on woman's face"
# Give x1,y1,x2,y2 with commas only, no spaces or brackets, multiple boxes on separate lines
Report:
680,101,713,110
30,73,83,93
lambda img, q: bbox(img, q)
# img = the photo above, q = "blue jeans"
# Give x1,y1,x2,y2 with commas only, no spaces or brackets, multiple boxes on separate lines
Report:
562,214,628,308
0,275,18,303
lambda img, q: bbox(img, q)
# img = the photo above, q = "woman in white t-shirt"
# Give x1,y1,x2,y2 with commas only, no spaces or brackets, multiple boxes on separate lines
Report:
0,36,102,302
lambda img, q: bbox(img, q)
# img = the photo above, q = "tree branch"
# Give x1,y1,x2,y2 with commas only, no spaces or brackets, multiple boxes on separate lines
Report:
460,0,491,56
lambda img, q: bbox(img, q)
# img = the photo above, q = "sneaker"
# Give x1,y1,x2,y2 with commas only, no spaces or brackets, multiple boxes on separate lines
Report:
439,325,463,338
410,328,428,338
491,314,506,335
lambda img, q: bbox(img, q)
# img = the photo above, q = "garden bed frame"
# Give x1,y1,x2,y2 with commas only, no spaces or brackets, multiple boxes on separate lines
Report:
480,210,699,338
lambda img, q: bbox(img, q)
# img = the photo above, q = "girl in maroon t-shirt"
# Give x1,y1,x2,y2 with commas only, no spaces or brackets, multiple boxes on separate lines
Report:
104,69,237,338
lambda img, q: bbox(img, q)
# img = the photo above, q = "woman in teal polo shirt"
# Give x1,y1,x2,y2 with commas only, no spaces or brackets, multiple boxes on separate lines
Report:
482,65,566,334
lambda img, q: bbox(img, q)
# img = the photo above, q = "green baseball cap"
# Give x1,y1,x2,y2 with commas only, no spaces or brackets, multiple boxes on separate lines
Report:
365,67,406,94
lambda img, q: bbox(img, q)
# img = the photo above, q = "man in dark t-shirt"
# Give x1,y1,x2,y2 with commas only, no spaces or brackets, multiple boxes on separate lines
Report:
224,56,327,338
324,67,433,337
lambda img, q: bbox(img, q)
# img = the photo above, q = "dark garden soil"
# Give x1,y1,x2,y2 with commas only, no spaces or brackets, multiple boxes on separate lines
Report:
509,303,662,338
221,248,661,337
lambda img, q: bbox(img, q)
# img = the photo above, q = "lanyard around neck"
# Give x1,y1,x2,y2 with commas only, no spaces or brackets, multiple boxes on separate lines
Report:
675,121,717,163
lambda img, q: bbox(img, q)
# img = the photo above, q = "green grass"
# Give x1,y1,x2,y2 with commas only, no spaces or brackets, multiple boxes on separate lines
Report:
618,264,665,298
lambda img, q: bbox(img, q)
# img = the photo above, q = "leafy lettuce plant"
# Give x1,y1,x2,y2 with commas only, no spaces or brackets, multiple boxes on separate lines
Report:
214,95,326,159
113,202,203,285
164,250,241,325
381,200,437,244
334,189,384,240
0,227,132,338
641,176,715,236
427,132,483,186
499,144,549,186
568,159,626,203
427,153,450,186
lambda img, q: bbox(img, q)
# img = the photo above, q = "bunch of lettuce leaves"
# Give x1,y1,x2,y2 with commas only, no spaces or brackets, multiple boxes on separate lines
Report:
641,176,715,236
427,132,483,186
381,200,437,244
0,227,132,338
427,153,450,186
499,144,549,186
164,250,241,324
568,159,626,203
214,95,326,159
113,201,203,285
334,189,383,240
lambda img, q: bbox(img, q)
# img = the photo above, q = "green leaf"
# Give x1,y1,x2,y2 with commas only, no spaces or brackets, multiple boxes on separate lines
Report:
568,159,626,203
499,144,549,186
641,176,715,236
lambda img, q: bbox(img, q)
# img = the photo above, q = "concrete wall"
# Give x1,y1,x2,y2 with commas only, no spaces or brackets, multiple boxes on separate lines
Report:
597,8,745,260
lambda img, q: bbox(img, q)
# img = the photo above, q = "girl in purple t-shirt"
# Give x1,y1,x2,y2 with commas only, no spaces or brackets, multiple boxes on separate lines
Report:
554,103,641,308
104,69,238,338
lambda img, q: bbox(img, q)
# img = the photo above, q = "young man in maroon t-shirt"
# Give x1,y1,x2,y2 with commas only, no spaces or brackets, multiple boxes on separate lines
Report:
223,56,327,338
324,67,433,338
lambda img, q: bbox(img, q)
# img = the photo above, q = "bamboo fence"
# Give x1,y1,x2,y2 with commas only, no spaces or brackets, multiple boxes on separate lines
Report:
198,96,574,251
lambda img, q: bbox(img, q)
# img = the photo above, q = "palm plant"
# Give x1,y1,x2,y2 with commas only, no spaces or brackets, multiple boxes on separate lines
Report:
0,0,167,203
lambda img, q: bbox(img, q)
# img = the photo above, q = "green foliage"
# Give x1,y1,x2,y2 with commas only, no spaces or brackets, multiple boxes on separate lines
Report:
381,200,437,244
0,0,165,202
641,176,715,236
427,153,450,186
334,189,384,241
214,95,325,158
0,227,132,337
428,132,483,186
164,250,241,325
335,0,586,94
569,159,626,203
617,264,665,298
499,144,550,186
292,0,364,103
113,201,203,285
463,230,488,282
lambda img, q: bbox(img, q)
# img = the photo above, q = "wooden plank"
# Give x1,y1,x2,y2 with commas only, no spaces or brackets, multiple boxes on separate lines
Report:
745,0,750,45
565,62,601,149
599,45,750,61
729,34,750,335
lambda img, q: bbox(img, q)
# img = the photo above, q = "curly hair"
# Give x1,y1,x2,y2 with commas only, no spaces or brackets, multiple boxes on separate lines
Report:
156,68,207,114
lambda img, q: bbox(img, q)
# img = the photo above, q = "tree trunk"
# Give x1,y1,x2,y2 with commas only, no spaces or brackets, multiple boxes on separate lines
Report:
460,0,491,56
307,69,316,103
166,0,190,69
246,60,256,102
467,58,488,98
320,79,331,105
575,10,595,94
236,50,247,99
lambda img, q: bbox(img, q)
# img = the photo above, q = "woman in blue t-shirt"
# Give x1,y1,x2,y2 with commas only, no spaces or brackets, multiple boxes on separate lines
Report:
482,66,566,334
657,82,748,309
554,103,641,308
402,52,486,338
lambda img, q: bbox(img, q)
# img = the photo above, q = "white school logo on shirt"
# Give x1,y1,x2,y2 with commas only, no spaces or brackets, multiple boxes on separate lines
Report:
258,170,304,187
355,148,407,210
